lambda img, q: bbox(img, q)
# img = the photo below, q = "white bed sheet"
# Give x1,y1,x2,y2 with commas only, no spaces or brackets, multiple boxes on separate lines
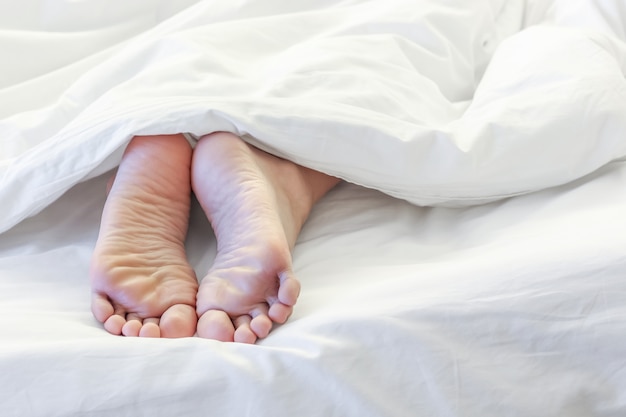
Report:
2,161,626,416
2,0,626,416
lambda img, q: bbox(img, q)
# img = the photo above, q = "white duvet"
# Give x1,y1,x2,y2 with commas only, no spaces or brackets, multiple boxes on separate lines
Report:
2,0,626,233
3,2,626,417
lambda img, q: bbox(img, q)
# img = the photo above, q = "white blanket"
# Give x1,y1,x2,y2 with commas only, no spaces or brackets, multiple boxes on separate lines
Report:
2,0,626,233
3,2,626,416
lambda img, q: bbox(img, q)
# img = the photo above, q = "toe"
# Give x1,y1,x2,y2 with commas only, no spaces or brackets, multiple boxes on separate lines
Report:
122,314,142,337
103,314,125,336
139,318,161,338
197,310,235,342
250,314,272,339
160,304,197,338
233,315,257,344
249,304,273,339
268,302,293,324
102,304,128,335
91,293,115,324
278,270,300,306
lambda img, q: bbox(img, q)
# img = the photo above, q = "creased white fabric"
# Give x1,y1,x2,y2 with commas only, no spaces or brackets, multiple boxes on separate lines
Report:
1,0,625,234
2,160,626,417
3,2,626,416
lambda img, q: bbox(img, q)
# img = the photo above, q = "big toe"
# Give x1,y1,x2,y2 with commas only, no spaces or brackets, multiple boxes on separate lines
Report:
160,304,198,338
197,310,235,342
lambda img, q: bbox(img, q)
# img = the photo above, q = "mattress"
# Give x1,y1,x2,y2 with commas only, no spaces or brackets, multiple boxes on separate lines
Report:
2,0,626,416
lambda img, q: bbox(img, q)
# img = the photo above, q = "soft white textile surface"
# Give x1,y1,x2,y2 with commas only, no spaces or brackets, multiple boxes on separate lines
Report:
2,1,626,416
2,0,626,233
2,162,626,417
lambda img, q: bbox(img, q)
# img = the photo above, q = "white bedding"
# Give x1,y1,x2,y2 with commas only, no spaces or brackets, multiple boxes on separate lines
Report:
2,1,626,416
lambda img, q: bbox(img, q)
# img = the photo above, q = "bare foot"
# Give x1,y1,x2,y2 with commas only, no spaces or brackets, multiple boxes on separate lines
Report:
191,132,339,343
90,134,199,338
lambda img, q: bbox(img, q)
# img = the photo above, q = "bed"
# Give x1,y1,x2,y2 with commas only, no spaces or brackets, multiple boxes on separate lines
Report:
2,0,626,416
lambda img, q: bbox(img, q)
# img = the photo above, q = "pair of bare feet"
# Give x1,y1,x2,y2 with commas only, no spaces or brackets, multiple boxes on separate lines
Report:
89,132,339,343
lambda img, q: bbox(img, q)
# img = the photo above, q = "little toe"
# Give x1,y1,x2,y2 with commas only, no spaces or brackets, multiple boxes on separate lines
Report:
197,310,235,342
160,304,197,338
103,314,125,336
233,315,257,344
102,304,128,335
139,318,161,338
91,293,115,324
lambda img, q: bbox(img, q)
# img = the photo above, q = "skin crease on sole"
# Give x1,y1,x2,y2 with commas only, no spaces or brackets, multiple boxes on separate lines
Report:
191,132,340,343
90,132,339,343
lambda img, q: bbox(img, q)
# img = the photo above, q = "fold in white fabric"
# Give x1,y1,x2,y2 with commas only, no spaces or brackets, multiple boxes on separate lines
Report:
1,0,625,233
